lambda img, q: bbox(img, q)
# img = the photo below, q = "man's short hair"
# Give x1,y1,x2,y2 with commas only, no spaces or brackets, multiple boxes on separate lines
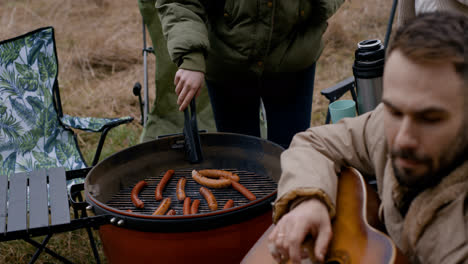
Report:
387,12,467,82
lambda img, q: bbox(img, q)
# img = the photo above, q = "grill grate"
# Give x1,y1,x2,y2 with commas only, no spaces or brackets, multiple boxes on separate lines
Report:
106,169,277,216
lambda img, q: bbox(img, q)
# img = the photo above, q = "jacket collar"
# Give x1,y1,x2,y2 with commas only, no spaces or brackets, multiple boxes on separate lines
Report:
390,159,468,250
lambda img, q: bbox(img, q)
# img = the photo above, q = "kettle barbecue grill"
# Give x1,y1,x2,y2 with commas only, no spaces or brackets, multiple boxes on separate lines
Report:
84,131,283,263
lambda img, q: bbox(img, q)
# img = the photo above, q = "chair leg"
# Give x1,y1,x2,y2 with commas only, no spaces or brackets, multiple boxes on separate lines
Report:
86,226,101,264
24,236,74,264
325,109,331,124
350,85,359,114
26,235,50,264
70,190,101,263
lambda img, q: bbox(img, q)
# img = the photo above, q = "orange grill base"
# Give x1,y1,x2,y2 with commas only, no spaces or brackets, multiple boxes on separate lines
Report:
99,209,272,264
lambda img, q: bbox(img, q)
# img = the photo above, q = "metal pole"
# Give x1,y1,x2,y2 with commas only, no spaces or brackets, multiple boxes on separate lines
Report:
384,0,398,48
142,18,149,127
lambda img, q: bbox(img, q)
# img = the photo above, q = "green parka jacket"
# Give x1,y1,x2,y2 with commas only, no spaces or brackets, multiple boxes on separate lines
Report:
156,0,343,81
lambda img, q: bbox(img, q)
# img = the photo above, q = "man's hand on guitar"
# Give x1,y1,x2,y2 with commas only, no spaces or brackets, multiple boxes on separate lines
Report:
268,198,332,264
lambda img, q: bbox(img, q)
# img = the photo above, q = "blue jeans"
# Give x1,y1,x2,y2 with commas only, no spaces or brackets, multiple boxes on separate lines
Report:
206,64,316,148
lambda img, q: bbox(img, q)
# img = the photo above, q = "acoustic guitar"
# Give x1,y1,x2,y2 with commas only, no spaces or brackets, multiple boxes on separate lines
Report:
241,167,409,264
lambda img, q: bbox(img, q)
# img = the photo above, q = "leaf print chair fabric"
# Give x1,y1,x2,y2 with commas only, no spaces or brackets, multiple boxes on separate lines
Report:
0,27,133,178
0,27,133,263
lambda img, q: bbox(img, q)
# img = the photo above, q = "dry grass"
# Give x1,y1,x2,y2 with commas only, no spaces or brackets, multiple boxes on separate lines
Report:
0,0,393,262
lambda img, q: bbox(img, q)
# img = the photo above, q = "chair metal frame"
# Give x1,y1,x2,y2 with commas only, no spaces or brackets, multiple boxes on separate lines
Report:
133,18,153,126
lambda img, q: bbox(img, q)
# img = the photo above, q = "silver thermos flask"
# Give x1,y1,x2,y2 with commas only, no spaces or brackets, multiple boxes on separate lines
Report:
352,39,385,114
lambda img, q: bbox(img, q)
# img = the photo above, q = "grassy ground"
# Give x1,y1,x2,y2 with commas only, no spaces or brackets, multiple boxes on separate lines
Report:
0,0,393,263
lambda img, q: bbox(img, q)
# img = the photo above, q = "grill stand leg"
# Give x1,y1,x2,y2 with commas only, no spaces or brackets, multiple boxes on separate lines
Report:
24,236,74,264
86,226,101,264
69,183,101,264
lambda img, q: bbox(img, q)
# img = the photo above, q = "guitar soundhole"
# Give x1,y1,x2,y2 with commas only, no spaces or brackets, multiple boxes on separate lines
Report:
326,261,342,264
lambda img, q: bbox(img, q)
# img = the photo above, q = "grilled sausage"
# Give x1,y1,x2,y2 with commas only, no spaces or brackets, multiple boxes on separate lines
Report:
155,169,175,201
231,181,256,201
192,170,231,188
126,209,133,213
176,177,187,201
199,169,240,182
166,209,177,215
191,199,200,214
152,197,171,215
199,187,218,211
183,197,191,215
131,180,148,209
223,199,234,209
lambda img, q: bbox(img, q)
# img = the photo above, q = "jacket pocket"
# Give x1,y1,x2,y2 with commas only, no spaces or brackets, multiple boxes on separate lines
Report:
223,0,236,28
297,0,312,25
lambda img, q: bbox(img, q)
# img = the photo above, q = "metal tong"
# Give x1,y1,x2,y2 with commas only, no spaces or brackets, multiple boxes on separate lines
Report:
183,99,203,163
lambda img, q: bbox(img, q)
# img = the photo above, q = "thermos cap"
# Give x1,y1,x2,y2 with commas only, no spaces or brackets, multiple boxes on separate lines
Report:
357,39,382,50
353,39,385,79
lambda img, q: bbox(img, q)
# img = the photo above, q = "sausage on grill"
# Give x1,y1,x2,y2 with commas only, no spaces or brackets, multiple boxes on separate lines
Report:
199,169,240,182
183,197,191,215
192,170,231,188
199,187,218,211
131,180,148,209
152,197,171,215
166,209,177,215
231,181,256,201
191,199,200,214
155,169,175,201
176,177,187,201
223,199,234,209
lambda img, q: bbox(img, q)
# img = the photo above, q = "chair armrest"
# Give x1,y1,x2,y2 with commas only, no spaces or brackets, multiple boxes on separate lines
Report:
60,115,133,166
65,167,92,189
60,115,133,132
66,168,94,218
66,167,93,181
320,76,355,103
69,183,88,211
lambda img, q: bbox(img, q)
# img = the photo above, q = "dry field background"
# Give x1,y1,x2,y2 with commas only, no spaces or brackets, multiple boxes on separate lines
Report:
0,0,393,263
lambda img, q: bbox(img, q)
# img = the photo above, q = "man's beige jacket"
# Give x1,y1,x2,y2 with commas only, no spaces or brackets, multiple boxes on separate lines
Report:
273,104,468,263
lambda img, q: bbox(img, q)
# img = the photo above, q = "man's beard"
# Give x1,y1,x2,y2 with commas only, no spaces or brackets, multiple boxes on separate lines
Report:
391,149,436,189
391,124,468,190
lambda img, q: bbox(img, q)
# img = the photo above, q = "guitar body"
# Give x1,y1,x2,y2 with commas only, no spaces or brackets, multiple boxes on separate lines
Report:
241,167,409,264
324,167,408,264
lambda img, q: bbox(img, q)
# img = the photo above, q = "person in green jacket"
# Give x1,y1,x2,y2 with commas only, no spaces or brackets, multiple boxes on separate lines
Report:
155,0,344,148
138,0,216,142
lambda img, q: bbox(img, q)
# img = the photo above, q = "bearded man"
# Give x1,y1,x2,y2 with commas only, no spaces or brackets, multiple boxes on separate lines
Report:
269,12,467,264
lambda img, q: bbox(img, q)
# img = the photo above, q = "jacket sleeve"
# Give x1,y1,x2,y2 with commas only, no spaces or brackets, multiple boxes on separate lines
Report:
315,0,345,21
155,0,210,72
273,104,386,223
396,0,415,27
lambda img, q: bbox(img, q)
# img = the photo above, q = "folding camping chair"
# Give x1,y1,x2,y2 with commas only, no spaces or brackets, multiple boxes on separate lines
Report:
321,0,398,123
0,26,133,263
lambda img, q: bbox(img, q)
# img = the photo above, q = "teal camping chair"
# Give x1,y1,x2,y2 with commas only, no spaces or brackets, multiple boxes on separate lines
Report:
0,27,133,263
